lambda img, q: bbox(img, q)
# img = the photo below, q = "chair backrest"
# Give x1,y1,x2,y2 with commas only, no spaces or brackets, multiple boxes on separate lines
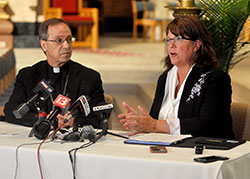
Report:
104,94,113,129
104,94,113,104
131,0,156,19
144,1,156,19
146,1,154,11
231,102,250,141
133,1,145,13
52,0,78,14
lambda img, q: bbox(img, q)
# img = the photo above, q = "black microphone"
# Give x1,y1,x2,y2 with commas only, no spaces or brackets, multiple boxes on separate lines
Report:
64,95,91,123
32,112,51,140
13,79,54,119
92,103,113,113
47,94,71,122
80,125,96,142
30,95,71,140
92,103,113,142
55,95,90,142
93,103,113,127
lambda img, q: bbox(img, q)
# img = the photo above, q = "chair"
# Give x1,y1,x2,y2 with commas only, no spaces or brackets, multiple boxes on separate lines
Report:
104,94,114,129
43,0,99,49
239,18,250,42
231,102,250,141
0,49,16,117
131,0,164,42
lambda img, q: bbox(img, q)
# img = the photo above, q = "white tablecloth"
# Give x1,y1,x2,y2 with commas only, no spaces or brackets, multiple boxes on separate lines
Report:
0,121,250,179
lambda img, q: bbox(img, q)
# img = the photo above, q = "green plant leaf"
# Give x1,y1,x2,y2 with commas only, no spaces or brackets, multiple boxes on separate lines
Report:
197,0,250,73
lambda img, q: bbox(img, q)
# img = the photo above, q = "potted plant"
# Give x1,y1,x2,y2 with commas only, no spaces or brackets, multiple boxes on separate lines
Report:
197,0,250,73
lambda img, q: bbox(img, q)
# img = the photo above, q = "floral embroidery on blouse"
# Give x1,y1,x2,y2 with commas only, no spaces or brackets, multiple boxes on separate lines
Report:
186,71,211,102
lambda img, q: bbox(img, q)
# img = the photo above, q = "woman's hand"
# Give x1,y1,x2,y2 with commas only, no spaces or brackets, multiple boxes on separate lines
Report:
117,102,138,117
118,102,155,136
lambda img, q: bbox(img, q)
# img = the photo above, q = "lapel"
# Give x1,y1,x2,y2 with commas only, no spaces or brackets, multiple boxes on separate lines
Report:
180,66,201,103
178,65,209,116
157,71,168,106
37,61,49,82
64,61,81,101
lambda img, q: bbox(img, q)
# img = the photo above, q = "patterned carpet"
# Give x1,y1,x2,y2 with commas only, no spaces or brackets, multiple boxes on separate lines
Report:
74,48,144,57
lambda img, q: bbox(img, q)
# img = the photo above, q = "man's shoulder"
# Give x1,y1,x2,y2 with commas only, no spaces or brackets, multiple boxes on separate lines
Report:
69,60,100,75
18,60,47,76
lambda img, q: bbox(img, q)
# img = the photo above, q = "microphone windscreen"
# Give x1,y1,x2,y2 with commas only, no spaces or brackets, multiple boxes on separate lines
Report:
13,103,30,119
81,125,96,142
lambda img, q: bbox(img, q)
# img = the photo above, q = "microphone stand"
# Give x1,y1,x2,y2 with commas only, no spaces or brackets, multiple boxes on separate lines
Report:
104,131,129,139
62,112,81,141
95,112,129,143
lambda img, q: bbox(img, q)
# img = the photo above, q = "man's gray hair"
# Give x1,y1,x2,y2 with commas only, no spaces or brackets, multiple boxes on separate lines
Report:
39,18,70,40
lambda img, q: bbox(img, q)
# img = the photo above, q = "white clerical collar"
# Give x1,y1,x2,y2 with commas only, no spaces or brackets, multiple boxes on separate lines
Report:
53,67,60,73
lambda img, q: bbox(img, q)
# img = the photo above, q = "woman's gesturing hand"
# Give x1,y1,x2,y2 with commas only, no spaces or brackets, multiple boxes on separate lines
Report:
118,102,155,136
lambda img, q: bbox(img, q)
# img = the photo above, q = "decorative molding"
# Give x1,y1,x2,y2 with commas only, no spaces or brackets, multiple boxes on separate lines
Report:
0,0,10,19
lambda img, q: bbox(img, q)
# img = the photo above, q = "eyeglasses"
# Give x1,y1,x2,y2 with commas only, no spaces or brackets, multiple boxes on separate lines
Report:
163,36,192,45
44,36,73,45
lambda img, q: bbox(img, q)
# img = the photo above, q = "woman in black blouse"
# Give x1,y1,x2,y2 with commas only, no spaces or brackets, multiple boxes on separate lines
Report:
118,16,234,139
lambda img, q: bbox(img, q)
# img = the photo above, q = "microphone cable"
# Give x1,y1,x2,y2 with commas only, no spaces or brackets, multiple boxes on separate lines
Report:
68,141,93,179
14,141,51,179
37,122,66,179
67,123,108,179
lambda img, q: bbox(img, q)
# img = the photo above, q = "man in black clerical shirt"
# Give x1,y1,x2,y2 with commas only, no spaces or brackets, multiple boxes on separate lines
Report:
4,18,105,128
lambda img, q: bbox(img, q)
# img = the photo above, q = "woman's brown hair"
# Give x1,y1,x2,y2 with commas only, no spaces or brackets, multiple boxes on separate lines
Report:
163,16,218,70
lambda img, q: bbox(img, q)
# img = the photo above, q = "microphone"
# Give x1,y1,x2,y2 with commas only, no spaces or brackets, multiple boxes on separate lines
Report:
93,103,113,124
32,112,51,140
92,103,113,142
56,95,90,142
64,95,91,123
80,125,96,142
47,94,71,122
30,95,71,140
93,103,113,112
13,79,54,119
28,111,48,137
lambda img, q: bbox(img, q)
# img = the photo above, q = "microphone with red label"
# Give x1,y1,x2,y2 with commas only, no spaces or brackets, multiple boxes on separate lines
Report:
31,94,71,140
63,95,91,141
47,94,71,122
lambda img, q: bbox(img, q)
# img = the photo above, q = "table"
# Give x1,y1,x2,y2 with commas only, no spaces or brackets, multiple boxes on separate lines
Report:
0,121,250,179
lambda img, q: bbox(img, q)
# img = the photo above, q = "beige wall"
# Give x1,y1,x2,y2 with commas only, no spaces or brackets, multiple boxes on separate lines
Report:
153,0,176,19
7,0,43,23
